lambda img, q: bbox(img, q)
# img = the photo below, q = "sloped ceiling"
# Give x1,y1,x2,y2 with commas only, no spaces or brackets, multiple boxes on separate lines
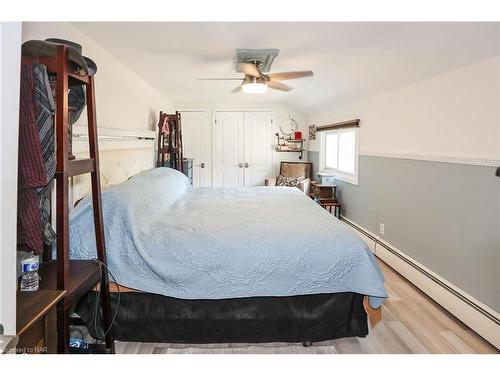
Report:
72,22,500,115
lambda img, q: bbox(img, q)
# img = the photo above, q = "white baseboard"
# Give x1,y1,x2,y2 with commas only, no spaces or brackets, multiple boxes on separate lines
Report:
341,216,500,349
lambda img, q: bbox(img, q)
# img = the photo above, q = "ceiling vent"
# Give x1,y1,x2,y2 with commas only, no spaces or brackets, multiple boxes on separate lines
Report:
234,49,280,73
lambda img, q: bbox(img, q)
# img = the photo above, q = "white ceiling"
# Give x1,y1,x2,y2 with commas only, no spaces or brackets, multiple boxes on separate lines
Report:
72,22,500,115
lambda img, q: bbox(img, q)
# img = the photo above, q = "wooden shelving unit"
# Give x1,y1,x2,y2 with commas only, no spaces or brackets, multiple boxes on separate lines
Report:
275,133,305,159
22,45,115,354
157,111,184,172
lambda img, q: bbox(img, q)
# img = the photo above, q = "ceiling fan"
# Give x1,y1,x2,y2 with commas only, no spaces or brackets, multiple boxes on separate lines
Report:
198,61,313,94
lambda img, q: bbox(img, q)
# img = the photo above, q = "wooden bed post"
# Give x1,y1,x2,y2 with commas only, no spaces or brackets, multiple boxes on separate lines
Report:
363,296,382,327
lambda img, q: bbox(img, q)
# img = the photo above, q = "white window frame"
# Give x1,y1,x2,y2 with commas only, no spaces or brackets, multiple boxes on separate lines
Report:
319,128,359,185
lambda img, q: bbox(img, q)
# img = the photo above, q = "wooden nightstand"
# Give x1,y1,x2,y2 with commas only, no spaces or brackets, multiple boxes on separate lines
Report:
309,181,341,218
16,290,66,354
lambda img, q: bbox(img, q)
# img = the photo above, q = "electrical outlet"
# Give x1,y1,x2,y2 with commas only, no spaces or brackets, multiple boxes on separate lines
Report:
379,223,385,235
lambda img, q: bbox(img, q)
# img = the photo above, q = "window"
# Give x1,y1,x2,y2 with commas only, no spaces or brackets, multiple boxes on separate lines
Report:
320,128,359,185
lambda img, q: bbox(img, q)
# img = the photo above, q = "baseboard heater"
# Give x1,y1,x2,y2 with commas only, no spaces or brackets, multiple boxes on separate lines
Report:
341,216,500,327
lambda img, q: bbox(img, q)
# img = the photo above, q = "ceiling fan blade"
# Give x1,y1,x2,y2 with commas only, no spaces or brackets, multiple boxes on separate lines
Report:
267,71,313,81
198,78,243,81
230,85,241,93
238,63,261,78
267,81,292,92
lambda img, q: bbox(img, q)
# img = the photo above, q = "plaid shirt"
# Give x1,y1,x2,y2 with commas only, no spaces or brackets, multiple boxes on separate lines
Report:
17,62,47,255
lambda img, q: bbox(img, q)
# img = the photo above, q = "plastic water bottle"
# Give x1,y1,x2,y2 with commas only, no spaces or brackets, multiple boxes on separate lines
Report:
20,254,39,292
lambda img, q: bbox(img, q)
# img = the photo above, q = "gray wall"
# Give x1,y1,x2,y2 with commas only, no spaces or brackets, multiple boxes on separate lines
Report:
308,151,500,312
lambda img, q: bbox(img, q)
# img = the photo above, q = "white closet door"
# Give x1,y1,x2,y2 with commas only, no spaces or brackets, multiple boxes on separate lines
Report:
213,111,245,187
243,111,273,186
181,111,210,187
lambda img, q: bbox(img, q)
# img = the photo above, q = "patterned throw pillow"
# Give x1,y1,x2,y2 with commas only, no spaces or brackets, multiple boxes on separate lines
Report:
276,174,305,188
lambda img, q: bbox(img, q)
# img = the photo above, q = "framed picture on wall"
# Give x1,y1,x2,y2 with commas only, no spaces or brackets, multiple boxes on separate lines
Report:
309,125,316,140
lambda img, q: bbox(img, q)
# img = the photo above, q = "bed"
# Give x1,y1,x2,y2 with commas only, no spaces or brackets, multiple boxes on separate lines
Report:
70,167,387,343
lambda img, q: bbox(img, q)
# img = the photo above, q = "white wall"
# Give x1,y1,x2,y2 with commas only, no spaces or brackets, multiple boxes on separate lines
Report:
307,55,500,162
22,22,175,132
269,103,309,174
305,55,500,344
0,22,22,336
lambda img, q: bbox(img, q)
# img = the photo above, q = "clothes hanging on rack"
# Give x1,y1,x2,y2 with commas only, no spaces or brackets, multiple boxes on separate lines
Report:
33,63,56,246
160,115,169,135
17,62,59,254
156,111,183,172
18,56,89,254
47,75,86,124
17,62,47,255
20,42,115,353
68,84,86,124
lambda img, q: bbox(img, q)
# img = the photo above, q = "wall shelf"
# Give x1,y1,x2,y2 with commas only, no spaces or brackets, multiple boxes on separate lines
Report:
275,133,305,159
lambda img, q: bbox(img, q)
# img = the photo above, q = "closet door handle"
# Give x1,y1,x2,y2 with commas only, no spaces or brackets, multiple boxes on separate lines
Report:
238,163,244,168
200,163,205,169
244,163,249,168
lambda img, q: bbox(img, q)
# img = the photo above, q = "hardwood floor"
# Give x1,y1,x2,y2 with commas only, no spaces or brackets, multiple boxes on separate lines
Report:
115,259,498,354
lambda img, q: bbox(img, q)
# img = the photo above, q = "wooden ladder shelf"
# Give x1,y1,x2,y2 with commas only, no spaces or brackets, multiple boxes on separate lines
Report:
156,111,184,172
23,45,115,354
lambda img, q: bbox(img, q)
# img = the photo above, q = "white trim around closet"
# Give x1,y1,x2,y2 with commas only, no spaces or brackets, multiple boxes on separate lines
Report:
177,109,212,187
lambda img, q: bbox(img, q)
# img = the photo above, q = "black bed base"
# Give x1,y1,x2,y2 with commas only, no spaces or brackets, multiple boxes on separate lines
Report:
75,291,368,344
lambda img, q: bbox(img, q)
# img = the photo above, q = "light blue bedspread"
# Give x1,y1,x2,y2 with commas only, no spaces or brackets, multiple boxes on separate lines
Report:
69,168,387,308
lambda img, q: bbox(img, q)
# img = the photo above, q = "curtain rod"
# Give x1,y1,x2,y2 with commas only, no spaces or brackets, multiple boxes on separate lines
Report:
315,119,360,132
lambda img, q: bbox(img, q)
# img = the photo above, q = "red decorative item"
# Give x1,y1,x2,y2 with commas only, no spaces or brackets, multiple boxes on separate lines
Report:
294,131,302,140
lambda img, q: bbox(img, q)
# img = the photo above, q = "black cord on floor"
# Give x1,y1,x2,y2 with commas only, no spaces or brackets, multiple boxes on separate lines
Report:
90,258,121,340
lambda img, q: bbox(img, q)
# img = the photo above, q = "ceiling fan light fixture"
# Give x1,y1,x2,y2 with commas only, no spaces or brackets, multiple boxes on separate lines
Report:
242,76,268,94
